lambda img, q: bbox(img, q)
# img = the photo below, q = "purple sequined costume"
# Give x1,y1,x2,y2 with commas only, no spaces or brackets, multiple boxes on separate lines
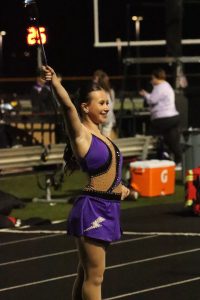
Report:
67,134,123,243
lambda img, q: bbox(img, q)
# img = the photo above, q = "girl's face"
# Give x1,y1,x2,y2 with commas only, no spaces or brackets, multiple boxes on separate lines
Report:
86,90,109,124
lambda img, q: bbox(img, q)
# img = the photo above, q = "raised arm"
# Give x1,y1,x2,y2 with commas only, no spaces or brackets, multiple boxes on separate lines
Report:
43,65,85,141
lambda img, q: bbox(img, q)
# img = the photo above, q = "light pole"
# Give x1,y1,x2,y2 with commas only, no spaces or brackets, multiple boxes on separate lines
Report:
132,16,143,90
0,31,6,76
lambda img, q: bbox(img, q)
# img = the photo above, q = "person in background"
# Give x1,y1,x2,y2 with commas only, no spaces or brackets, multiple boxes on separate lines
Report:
93,69,117,139
43,65,130,300
139,68,182,165
30,68,57,113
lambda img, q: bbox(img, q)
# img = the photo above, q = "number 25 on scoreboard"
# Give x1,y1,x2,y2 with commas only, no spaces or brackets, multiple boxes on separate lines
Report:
27,26,47,45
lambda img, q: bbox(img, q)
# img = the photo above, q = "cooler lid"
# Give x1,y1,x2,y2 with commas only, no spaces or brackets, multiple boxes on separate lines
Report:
130,160,175,169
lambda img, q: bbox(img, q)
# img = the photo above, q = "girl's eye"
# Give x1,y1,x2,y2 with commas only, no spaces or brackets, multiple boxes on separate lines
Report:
99,100,109,105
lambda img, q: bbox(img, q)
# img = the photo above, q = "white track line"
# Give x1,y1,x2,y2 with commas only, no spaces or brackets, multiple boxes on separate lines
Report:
1,229,199,248
2,229,200,237
0,236,157,267
1,246,200,293
0,229,66,234
0,249,77,267
0,273,77,292
124,231,200,237
0,220,65,234
104,277,200,299
106,247,200,270
0,233,65,247
114,235,157,245
0,231,156,247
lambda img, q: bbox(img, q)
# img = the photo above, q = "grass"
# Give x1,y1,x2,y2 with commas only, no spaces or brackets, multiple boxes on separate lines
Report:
0,171,87,200
0,171,185,221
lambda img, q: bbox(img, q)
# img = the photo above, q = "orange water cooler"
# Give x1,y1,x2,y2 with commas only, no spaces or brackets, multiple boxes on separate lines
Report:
130,160,175,197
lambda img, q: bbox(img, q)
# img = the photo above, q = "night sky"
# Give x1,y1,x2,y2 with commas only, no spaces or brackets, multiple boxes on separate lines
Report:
0,0,200,77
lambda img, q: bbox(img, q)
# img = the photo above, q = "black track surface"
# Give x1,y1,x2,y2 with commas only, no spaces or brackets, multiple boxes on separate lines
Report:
1,202,200,300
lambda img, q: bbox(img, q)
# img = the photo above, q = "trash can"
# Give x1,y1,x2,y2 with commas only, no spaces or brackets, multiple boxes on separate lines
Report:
181,129,200,176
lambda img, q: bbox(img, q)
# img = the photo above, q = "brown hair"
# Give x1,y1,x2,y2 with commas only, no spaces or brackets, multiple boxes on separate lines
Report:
151,68,166,80
93,69,111,92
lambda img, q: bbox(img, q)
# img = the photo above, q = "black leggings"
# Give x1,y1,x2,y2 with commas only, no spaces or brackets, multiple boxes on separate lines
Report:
151,115,182,164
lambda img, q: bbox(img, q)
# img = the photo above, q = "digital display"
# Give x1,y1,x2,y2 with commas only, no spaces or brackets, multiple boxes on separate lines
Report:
27,26,47,45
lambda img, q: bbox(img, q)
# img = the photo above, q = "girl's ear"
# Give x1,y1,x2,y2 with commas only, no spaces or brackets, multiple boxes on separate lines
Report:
81,103,89,114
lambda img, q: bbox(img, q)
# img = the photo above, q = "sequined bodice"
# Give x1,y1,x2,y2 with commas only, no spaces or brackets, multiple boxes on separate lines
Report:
79,134,123,196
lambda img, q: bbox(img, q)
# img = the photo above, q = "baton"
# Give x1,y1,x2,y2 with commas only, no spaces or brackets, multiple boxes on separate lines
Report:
24,0,48,66
23,0,60,109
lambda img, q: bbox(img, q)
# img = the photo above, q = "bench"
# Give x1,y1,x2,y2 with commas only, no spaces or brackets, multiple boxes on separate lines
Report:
113,135,156,161
0,145,63,174
0,136,157,201
0,135,157,175
0,144,66,202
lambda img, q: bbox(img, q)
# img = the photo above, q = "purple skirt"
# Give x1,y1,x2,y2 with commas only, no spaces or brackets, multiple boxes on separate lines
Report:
67,194,121,243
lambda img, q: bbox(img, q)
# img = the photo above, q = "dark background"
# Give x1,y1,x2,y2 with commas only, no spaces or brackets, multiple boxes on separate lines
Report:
1,0,200,78
0,1,200,133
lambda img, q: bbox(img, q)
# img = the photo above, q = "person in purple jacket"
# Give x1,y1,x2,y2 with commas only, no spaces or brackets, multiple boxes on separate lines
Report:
43,65,130,300
139,68,182,165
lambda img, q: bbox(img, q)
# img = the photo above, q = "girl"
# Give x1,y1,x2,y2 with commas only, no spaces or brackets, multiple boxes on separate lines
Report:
43,65,130,300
